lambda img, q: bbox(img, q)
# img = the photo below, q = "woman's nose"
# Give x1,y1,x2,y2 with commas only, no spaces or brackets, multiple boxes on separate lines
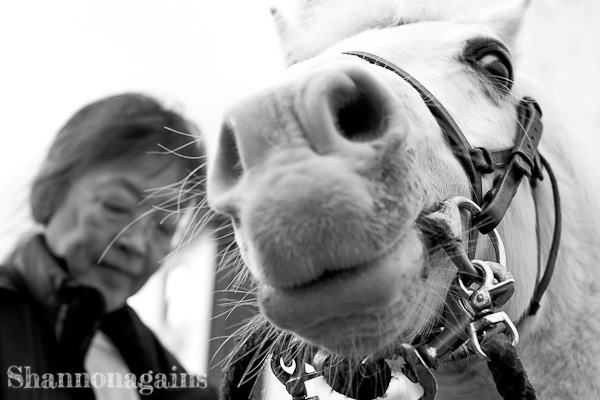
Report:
115,218,152,256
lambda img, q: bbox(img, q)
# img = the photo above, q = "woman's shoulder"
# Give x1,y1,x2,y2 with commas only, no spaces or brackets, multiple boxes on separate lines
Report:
0,254,55,339
0,234,40,295
0,264,44,328
0,262,57,359
0,262,26,299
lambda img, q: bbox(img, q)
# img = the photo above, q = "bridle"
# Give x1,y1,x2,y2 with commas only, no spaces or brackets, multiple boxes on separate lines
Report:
320,51,561,399
224,51,562,400
343,51,561,321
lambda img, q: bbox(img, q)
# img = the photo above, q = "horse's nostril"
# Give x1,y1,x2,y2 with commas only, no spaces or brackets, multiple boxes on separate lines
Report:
215,121,243,186
335,88,387,142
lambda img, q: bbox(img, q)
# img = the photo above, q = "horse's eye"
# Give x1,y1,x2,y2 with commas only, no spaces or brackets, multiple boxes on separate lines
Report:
475,52,513,92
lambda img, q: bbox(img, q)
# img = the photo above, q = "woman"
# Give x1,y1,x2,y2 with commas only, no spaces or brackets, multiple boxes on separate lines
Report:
0,93,218,400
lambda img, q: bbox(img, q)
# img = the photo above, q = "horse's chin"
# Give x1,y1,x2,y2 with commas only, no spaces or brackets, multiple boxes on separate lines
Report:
256,229,426,356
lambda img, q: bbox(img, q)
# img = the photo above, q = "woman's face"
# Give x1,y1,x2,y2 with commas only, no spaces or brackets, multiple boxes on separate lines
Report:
45,154,185,312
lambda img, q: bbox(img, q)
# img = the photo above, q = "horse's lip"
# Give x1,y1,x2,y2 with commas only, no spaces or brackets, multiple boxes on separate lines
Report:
278,260,372,294
276,232,406,293
268,203,450,294
280,207,443,293
258,251,395,328
263,205,446,304
257,229,425,347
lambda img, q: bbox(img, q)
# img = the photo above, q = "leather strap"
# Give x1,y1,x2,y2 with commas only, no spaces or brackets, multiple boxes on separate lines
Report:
343,51,484,204
343,51,483,258
475,98,544,234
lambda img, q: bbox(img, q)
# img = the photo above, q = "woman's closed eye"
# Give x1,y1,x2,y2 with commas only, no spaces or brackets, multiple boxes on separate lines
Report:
94,197,137,221
99,199,132,215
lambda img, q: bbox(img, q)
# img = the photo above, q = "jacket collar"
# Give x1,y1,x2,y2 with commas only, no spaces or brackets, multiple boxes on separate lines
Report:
4,234,106,368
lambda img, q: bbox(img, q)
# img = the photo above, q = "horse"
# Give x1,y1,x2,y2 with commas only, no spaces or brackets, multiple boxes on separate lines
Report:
206,0,600,398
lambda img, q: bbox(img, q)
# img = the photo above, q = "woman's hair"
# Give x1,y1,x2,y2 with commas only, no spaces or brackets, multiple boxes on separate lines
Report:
31,93,205,225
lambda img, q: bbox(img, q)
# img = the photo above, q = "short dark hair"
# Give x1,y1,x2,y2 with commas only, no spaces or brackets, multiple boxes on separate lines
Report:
31,93,205,225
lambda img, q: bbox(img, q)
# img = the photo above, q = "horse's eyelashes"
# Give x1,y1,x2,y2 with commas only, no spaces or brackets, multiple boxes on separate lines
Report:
477,53,513,92
463,37,513,92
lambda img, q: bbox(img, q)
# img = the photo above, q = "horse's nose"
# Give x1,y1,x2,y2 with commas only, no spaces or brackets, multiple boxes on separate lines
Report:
300,64,407,153
208,62,408,210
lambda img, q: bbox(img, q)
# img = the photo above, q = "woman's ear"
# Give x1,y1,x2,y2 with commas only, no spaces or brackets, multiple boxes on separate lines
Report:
478,0,531,48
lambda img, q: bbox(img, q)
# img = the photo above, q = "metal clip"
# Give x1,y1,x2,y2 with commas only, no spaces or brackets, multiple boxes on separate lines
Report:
450,196,506,267
452,260,519,361
468,311,520,361
411,257,518,368
456,260,515,311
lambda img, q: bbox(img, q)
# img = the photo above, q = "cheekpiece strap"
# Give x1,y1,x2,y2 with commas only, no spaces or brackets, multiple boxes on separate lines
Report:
475,98,544,234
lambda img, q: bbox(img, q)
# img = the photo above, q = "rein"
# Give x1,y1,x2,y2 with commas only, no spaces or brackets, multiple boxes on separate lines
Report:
222,51,562,400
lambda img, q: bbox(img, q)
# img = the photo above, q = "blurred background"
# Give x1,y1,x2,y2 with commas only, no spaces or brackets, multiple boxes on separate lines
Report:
0,0,283,393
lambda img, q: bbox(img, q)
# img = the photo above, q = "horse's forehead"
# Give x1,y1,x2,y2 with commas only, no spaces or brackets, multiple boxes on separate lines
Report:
402,21,498,43
288,0,485,26
277,0,491,62
327,21,501,66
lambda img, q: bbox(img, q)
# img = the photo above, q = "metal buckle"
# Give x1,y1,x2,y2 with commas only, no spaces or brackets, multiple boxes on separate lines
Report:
456,260,515,310
468,311,519,361
474,98,544,234
454,260,519,360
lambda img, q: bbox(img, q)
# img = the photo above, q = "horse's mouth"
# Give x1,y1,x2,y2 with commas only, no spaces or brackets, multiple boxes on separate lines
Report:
277,232,406,293
276,203,451,294
257,228,424,348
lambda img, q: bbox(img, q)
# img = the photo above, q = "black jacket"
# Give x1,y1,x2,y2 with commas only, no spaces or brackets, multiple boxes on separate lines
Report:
0,234,218,400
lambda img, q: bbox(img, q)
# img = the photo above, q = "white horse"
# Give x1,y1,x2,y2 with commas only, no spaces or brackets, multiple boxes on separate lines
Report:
207,0,600,398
